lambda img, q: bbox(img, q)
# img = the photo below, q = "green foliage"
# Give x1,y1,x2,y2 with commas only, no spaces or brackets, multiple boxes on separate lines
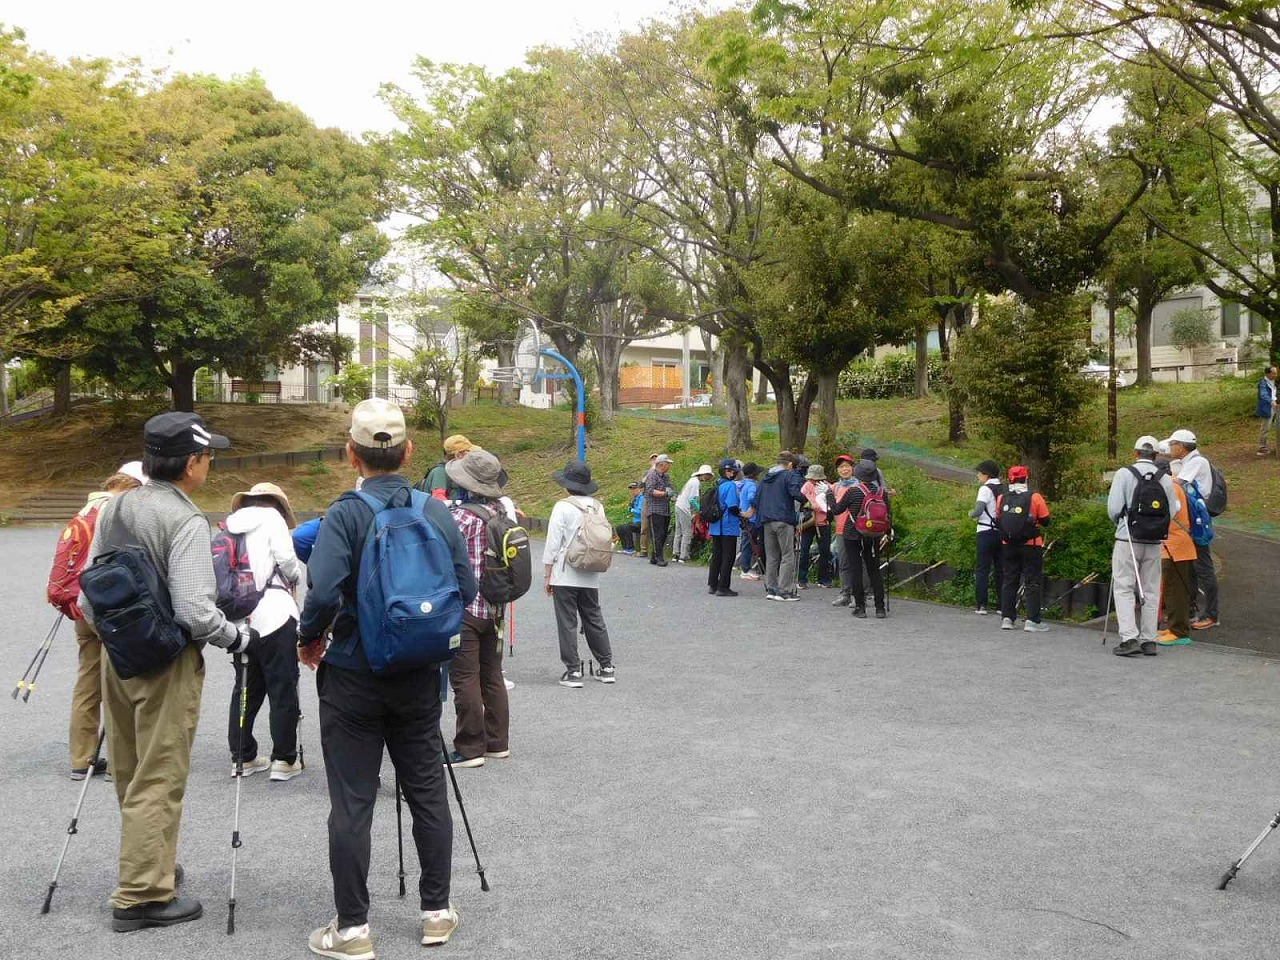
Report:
665,440,687,454
1169,307,1216,350
327,363,373,403
839,354,944,399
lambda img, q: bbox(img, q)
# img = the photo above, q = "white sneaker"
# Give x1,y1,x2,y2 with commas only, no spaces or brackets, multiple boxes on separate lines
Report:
270,759,303,781
1024,620,1050,633
503,677,515,691
232,756,271,778
1000,618,1014,630
975,607,988,616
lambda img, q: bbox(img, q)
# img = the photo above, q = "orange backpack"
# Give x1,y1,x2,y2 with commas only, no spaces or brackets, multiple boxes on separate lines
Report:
47,507,99,620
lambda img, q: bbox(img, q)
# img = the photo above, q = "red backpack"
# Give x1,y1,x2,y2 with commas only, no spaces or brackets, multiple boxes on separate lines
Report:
47,507,100,620
854,482,891,537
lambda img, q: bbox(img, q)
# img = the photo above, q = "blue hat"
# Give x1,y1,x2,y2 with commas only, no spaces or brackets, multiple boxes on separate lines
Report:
719,457,737,473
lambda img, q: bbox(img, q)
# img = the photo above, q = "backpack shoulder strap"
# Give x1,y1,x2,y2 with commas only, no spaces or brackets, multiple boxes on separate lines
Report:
353,490,385,514
459,501,495,521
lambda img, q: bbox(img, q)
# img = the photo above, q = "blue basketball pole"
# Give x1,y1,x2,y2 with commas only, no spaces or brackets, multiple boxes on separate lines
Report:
538,348,586,462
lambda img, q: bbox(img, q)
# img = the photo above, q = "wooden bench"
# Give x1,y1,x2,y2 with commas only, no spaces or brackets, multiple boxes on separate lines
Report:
230,380,282,401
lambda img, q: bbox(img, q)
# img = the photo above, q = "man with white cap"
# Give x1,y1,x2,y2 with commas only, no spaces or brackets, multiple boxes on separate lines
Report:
1165,428,1219,630
1107,435,1179,657
643,454,675,565
673,464,713,563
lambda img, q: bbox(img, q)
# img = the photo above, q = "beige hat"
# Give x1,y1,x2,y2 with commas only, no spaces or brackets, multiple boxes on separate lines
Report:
443,434,474,456
446,449,505,499
350,398,406,449
231,482,298,529
694,464,714,478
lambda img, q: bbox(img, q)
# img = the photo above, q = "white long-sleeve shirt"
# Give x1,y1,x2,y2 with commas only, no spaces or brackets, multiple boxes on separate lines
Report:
675,476,701,514
224,505,303,635
543,495,604,589
1177,449,1213,501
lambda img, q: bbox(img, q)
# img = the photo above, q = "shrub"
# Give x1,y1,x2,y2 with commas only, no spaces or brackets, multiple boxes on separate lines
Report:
1170,307,1216,351
837,353,943,400
665,440,687,454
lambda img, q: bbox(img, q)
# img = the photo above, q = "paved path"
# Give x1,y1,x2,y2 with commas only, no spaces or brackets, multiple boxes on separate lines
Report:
3,526,1280,959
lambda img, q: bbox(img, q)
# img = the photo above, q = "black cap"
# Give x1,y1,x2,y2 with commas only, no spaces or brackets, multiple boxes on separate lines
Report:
860,447,879,462
144,412,231,458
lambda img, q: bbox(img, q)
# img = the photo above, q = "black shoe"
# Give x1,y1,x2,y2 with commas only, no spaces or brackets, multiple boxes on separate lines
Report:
112,896,203,932
831,595,851,607
852,607,868,619
716,589,739,597
709,586,718,595
1141,641,1158,656
649,558,658,565
655,560,668,567
71,756,109,781
875,608,887,619
1113,639,1142,657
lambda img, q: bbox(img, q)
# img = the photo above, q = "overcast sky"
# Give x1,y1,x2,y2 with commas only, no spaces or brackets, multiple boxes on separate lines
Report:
6,0,709,136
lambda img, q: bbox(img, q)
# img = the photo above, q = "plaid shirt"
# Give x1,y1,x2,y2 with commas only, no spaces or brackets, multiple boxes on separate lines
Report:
450,502,498,620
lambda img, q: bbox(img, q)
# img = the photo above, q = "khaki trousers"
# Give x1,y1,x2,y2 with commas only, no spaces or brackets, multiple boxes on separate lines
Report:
70,618,103,769
101,642,204,908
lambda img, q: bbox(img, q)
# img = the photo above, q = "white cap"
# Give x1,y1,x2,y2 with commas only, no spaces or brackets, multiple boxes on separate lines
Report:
1134,435,1159,455
117,461,147,484
1157,440,1171,455
1165,428,1197,446
350,399,406,448
694,464,714,477
655,454,674,464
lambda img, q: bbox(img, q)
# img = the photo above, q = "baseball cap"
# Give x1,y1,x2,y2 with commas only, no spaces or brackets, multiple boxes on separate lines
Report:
443,434,474,455
719,457,737,472
655,454,674,464
350,399,406,449
834,454,855,466
1134,435,1159,455
1165,428,1197,446
144,412,231,458
1008,465,1029,482
628,480,642,489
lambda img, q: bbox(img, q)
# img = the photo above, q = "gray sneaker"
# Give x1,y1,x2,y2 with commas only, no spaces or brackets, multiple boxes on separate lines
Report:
559,669,584,688
1000,618,1014,630
596,665,616,684
780,592,801,602
1023,621,1050,633
1113,638,1143,657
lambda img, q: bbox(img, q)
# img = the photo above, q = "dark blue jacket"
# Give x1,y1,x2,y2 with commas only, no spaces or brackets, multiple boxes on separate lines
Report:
1258,377,1276,418
756,465,807,525
298,474,477,673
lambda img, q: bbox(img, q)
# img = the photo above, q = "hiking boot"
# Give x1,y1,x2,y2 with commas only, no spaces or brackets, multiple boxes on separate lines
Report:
308,918,375,959
1023,620,1050,633
875,608,887,619
421,905,460,947
715,588,739,597
231,756,270,778
596,665,616,683
112,896,203,933
1191,617,1218,630
71,756,109,781
1113,638,1143,657
270,759,304,782
1141,641,1158,656
1000,618,1014,630
444,751,484,768
559,669,584,688
852,607,868,619
484,748,511,758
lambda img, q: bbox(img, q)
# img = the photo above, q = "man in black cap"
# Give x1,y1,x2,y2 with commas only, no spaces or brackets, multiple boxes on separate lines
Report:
83,411,253,932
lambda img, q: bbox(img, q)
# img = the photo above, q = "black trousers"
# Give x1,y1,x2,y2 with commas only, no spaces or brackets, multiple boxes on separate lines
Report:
317,661,452,927
649,513,670,561
615,522,640,551
553,585,613,669
1001,543,1044,622
975,529,1004,610
707,534,738,592
847,536,885,610
799,523,833,585
228,617,300,763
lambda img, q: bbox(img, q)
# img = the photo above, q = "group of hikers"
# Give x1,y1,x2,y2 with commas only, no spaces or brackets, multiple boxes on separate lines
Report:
40,401,619,957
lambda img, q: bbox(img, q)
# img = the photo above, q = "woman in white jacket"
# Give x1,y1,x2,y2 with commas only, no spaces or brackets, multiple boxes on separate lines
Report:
224,483,305,781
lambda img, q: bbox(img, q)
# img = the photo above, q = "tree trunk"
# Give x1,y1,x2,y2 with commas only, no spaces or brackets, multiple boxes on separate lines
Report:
814,369,840,462
914,323,930,398
0,351,9,417
724,337,753,452
53,361,72,415
1135,285,1154,387
754,372,768,405
773,370,817,453
702,326,725,408
169,359,198,412
1021,439,1054,501
596,340,621,424
1108,300,1118,461
946,305,969,443
496,342,516,406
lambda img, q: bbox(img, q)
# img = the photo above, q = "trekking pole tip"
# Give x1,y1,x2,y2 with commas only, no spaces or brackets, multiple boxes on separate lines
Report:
227,900,236,935
1216,869,1236,890
479,871,490,893
41,883,55,914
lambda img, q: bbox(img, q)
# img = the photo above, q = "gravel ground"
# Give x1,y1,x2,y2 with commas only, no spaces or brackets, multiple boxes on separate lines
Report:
3,525,1280,959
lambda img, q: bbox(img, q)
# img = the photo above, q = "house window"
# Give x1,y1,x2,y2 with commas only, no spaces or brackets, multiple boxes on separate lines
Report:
1249,308,1268,336
1221,302,1240,337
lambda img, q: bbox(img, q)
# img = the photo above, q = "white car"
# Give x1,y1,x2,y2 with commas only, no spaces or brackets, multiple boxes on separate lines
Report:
1081,362,1134,389
659,393,714,410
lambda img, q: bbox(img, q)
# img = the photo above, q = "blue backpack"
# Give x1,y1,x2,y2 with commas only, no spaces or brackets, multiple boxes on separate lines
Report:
1185,481,1215,546
353,487,463,675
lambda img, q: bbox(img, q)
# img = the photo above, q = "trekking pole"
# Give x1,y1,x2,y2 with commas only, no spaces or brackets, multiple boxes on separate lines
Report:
41,725,105,914
890,560,946,590
1217,808,1280,889
1101,579,1115,646
296,676,305,771
1125,535,1146,609
395,775,406,897
507,604,515,657
227,654,248,935
14,614,64,702
1044,573,1099,611
440,730,489,892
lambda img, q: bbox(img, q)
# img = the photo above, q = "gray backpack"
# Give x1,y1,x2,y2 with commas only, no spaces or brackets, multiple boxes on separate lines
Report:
564,498,614,573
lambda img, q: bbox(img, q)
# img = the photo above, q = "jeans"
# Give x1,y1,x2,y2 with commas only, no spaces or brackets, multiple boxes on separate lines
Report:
739,526,762,573
975,529,1003,610
649,512,670,561
228,617,300,764
708,534,738,592
763,521,797,595
799,523,833,585
552,585,613,669
1000,543,1044,622
673,507,695,559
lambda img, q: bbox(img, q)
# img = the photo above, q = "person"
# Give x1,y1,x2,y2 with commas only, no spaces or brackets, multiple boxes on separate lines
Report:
224,482,306,781
297,399,476,955
614,482,644,554
970,460,1004,616
82,412,248,932
738,462,762,580
644,454,674,566
674,464,713,562
543,460,616,687
444,449,512,769
828,459,891,618
757,451,807,601
860,447,891,490
1156,445,1196,646
1166,428,1218,630
49,462,145,781
292,515,324,563
417,434,473,501
638,453,658,555
707,458,742,597
798,463,833,589
996,465,1051,632
828,454,858,607
1257,365,1278,456
1108,436,1180,658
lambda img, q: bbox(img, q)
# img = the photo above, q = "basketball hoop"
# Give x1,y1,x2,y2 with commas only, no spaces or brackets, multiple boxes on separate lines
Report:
513,319,543,386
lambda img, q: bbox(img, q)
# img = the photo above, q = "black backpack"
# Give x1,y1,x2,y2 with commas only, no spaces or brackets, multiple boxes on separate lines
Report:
997,489,1041,544
79,545,188,680
1124,465,1171,543
699,481,723,524
460,502,532,607
1206,464,1228,517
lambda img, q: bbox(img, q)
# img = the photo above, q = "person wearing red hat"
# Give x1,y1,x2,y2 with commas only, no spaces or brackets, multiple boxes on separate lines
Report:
995,465,1051,632
829,455,858,606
